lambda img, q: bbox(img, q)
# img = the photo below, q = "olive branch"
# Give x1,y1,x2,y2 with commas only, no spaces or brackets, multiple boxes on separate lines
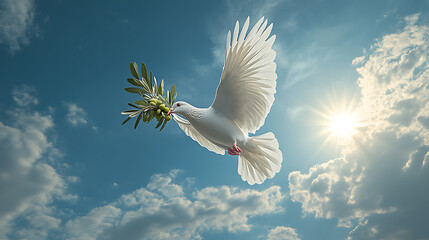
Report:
121,62,177,131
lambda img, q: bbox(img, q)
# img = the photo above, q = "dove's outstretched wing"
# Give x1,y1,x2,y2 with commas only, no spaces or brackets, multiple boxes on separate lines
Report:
173,114,225,155
211,17,277,134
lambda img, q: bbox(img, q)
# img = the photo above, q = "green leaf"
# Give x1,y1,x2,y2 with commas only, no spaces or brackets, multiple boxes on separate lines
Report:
134,100,148,106
166,90,170,105
127,78,143,87
155,118,164,128
130,62,139,79
158,79,164,96
122,117,131,125
128,103,141,109
141,62,148,82
134,112,143,129
170,85,176,104
160,119,167,131
142,94,152,102
124,88,143,94
152,75,157,96
149,71,153,90
121,109,139,115
130,110,141,118
140,79,152,94
147,113,155,123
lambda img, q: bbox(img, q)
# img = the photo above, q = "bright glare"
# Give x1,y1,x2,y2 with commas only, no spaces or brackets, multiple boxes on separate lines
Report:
328,113,357,138
310,93,366,150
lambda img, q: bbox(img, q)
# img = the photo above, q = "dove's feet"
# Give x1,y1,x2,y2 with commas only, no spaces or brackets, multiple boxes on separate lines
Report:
228,144,242,155
228,148,239,155
233,144,241,153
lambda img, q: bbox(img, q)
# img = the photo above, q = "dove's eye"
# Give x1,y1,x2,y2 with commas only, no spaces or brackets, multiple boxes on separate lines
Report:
177,103,181,107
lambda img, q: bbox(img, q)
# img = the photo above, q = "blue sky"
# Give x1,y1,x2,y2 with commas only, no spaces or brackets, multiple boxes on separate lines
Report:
1,0,429,239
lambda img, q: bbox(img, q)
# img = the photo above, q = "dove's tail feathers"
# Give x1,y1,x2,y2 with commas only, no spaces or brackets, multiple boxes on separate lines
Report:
238,132,283,185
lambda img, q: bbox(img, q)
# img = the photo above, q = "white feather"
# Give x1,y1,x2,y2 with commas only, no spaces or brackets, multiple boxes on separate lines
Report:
246,17,264,43
237,17,249,46
231,21,239,52
211,17,277,134
238,132,283,185
173,114,225,155
226,31,231,58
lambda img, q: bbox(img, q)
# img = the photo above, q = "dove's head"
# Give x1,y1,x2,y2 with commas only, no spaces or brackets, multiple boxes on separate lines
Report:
168,101,191,115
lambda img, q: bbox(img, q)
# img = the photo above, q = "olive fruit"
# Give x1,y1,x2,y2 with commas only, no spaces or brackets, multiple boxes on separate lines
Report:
165,115,172,121
150,102,156,106
156,109,161,115
163,107,170,113
159,104,165,109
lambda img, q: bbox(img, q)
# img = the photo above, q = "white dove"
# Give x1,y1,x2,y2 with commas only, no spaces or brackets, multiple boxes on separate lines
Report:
167,17,283,185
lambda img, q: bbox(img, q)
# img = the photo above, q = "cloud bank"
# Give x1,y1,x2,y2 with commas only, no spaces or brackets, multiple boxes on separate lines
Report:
66,170,284,240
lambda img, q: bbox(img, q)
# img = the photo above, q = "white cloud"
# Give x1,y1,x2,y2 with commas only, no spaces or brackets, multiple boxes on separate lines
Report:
91,125,99,132
15,205,62,240
12,84,39,106
65,170,284,240
289,14,429,239
65,205,122,240
0,0,37,54
64,102,88,127
352,56,365,65
0,104,71,239
68,176,80,183
267,226,301,240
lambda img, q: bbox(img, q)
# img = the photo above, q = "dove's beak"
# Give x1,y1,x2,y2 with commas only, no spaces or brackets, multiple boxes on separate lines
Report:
167,109,173,115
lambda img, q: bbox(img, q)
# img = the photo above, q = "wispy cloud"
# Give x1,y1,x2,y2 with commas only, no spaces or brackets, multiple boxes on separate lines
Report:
267,226,301,240
286,105,305,119
289,13,429,239
0,0,37,54
208,0,283,67
278,23,349,89
64,102,88,127
65,170,284,240
11,84,39,106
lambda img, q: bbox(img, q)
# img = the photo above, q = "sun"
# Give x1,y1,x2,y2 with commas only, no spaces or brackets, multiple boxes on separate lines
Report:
328,113,358,138
318,108,361,146
316,107,363,150
309,93,366,150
